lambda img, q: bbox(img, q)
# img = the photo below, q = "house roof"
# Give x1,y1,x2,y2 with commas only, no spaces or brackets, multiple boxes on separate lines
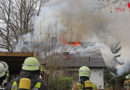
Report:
43,42,106,68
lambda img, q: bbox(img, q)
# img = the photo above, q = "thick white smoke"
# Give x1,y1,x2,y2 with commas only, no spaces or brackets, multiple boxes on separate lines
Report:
101,8,130,75
15,0,130,75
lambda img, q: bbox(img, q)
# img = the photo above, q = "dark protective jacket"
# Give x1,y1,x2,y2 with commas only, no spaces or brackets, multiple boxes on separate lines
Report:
5,70,47,90
0,75,6,90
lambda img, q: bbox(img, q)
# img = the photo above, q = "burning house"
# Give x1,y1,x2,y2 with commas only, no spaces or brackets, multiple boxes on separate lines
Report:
43,42,106,89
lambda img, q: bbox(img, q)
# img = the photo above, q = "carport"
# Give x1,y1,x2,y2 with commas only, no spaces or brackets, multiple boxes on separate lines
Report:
0,52,33,76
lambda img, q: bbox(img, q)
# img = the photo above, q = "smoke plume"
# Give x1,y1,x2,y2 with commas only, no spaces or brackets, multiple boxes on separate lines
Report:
15,0,130,75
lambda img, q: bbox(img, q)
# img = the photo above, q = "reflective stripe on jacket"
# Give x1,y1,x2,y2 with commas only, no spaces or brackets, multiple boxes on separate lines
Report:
0,85,4,90
11,81,41,90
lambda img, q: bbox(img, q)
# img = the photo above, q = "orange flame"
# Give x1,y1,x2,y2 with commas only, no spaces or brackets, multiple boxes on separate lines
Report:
61,38,81,46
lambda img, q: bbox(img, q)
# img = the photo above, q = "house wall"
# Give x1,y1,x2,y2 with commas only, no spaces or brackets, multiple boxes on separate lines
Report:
64,68,104,89
52,67,105,89
90,68,104,89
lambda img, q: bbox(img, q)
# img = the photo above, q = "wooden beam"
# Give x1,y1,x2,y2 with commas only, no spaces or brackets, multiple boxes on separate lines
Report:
0,52,33,57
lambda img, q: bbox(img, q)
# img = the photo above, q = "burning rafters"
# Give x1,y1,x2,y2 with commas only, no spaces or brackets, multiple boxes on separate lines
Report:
61,38,82,46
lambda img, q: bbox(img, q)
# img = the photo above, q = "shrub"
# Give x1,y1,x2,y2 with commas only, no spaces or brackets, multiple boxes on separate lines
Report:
48,77,74,90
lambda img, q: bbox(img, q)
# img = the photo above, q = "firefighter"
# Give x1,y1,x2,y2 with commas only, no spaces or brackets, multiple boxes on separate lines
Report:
124,75,130,90
5,57,47,90
72,66,97,90
0,61,9,90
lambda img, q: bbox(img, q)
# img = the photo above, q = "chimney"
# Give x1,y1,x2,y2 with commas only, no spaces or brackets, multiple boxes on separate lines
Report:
63,52,70,60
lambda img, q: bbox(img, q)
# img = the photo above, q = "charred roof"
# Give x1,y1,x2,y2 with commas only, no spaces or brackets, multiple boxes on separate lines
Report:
43,42,106,68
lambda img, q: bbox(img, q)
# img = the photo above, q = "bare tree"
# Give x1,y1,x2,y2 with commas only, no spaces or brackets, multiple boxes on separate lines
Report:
0,0,47,52
98,0,129,10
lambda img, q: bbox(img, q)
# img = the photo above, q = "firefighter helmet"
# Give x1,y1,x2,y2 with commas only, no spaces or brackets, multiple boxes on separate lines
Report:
0,61,8,78
126,76,129,79
79,66,90,77
22,57,41,71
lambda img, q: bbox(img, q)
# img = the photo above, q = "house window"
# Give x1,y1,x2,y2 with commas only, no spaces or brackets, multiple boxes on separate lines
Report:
99,72,102,77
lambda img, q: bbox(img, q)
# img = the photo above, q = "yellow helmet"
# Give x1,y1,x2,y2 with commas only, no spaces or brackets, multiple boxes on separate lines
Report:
22,57,40,71
126,76,129,79
0,61,8,78
79,66,90,77
125,74,130,79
